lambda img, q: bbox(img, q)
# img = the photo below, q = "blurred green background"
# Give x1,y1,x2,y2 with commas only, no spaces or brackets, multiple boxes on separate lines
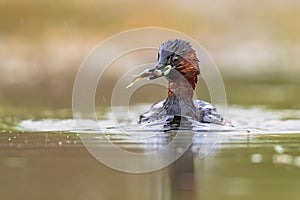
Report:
1,2,300,200
0,0,300,109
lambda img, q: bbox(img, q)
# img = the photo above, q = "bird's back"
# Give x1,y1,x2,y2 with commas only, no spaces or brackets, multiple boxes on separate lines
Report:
139,100,228,126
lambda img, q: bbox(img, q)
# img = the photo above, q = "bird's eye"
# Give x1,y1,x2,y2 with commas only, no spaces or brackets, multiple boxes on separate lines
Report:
172,56,179,63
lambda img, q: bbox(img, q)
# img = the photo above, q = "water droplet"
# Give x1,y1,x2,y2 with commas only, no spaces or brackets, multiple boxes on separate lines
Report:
274,145,284,154
251,154,263,163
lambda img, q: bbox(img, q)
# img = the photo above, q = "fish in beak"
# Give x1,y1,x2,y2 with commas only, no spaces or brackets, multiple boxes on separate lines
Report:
126,64,173,88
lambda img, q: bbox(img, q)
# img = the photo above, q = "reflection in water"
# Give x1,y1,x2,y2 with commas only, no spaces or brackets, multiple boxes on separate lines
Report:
103,131,200,200
169,146,196,200
2,129,300,200
87,130,222,200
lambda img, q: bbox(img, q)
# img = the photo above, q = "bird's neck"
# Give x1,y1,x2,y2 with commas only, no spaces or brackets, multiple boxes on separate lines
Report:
164,77,198,118
166,52,199,102
167,77,195,102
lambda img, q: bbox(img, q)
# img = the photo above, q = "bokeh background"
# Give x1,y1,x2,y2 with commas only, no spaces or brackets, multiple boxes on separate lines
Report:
1,2,300,200
1,0,300,109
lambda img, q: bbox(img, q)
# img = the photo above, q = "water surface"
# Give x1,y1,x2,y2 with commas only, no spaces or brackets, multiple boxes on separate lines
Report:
1,105,300,200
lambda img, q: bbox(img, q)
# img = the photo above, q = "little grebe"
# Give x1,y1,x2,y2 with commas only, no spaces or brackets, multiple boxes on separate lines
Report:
132,39,230,126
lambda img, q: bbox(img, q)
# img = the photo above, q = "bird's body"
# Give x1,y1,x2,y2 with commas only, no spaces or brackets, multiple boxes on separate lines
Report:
139,99,226,125
131,39,230,127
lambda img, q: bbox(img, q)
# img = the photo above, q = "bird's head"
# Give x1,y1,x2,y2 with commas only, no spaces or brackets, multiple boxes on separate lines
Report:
147,39,200,89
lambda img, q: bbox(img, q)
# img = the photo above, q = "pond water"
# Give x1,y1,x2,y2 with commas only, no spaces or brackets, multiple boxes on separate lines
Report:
0,105,300,200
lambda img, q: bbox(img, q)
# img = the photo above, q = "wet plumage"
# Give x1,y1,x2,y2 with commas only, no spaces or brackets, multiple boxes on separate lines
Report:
133,39,230,127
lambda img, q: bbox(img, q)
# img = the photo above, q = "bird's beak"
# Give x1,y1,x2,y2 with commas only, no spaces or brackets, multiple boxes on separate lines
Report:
146,64,172,80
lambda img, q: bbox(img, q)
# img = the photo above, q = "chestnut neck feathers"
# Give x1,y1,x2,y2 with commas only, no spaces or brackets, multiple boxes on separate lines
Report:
167,50,199,101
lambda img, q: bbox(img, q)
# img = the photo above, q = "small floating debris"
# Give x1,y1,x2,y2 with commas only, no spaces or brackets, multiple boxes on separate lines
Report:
251,154,263,164
294,156,300,168
273,154,293,165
